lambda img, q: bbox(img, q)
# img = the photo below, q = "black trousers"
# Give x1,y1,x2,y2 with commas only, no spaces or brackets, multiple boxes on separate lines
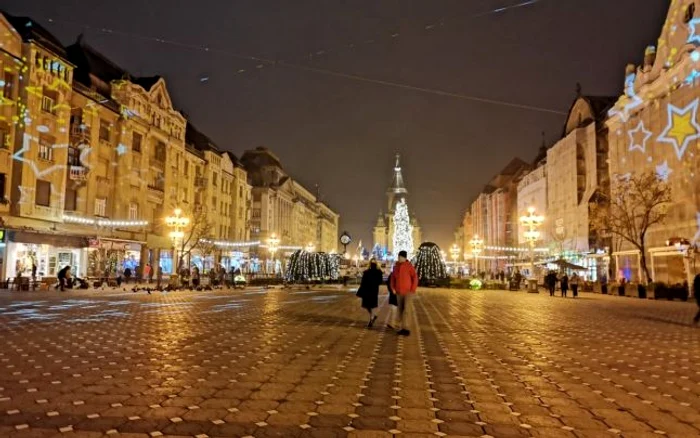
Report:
548,285,555,296
562,287,568,297
572,284,579,297
694,305,700,323
57,277,66,291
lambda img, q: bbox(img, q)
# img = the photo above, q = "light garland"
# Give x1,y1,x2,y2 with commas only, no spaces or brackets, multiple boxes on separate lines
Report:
200,239,261,248
62,215,148,227
412,242,448,284
285,250,341,282
484,245,549,253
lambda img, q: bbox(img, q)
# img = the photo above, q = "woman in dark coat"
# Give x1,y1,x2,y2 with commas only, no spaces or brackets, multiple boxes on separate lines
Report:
357,259,383,327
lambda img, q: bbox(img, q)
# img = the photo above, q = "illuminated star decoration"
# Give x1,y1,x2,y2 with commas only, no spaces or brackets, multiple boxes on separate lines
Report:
657,99,700,161
13,133,66,178
115,143,128,156
655,160,672,182
628,120,652,153
688,18,700,45
608,73,643,122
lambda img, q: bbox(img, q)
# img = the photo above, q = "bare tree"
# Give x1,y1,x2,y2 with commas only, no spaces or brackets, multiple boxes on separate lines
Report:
590,171,671,284
176,206,214,271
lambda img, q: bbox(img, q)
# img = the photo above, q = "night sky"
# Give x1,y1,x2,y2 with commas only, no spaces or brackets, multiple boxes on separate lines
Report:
5,0,668,249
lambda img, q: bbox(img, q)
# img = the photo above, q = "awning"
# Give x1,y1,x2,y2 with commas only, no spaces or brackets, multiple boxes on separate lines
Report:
8,230,88,248
540,258,588,271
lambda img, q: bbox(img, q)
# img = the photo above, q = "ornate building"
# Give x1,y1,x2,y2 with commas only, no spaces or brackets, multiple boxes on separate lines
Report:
241,146,339,254
606,0,700,284
372,154,422,258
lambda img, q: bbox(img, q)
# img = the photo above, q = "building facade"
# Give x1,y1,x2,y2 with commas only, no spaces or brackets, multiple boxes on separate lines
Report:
0,13,253,281
241,146,339,254
606,0,700,284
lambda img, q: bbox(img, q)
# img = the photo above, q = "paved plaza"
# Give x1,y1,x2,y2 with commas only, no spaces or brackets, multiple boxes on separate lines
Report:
0,288,699,438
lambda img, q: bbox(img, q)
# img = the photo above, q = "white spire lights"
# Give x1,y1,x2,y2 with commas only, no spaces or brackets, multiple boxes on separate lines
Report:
392,198,414,258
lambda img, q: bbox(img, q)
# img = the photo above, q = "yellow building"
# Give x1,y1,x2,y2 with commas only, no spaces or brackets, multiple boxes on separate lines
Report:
606,0,700,284
0,15,253,281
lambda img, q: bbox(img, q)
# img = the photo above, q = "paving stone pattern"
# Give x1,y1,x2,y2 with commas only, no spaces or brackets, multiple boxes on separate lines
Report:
0,288,698,437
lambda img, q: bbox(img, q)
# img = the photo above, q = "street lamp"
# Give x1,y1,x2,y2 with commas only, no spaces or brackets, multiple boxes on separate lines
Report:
450,244,460,276
520,206,544,291
267,233,280,275
165,208,190,285
469,235,483,276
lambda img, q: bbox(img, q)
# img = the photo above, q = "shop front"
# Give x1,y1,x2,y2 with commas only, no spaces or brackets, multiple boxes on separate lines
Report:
86,238,144,278
5,230,88,281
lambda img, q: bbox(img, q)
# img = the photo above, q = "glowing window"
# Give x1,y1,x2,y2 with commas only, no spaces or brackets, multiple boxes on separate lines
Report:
38,135,54,161
128,203,138,220
0,123,9,149
3,72,14,100
41,89,57,115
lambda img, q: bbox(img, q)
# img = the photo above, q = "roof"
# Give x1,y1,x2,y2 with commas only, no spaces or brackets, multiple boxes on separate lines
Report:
185,122,221,154
499,157,529,176
224,151,243,168
562,94,617,137
240,146,284,170
388,153,408,195
4,13,67,57
67,36,163,92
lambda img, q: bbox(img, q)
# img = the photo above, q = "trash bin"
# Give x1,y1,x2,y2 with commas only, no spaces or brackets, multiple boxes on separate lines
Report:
527,279,539,293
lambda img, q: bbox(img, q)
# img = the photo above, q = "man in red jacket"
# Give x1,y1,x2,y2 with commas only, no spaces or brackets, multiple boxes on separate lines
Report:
390,250,418,336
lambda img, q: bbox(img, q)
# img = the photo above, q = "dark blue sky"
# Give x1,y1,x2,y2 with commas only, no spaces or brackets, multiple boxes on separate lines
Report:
5,0,668,248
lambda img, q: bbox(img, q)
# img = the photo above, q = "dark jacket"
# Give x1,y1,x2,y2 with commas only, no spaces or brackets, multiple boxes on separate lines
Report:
694,274,700,305
560,275,569,290
358,267,383,310
387,272,398,306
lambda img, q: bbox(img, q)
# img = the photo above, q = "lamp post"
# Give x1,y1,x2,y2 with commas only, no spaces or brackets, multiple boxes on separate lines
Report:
450,244,460,276
469,235,483,276
519,206,544,292
165,208,190,287
267,233,280,276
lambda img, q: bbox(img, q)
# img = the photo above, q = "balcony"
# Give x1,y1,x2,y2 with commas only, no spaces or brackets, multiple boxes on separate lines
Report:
68,165,88,181
194,177,207,188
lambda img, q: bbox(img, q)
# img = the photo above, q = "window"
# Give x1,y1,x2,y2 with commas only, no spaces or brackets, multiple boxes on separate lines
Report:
99,119,110,142
212,172,218,187
38,135,54,161
239,186,243,198
67,146,80,166
128,203,138,220
64,188,77,211
686,3,695,23
0,173,5,200
132,132,142,152
212,196,217,211
3,72,15,100
35,180,51,206
0,123,9,149
94,198,106,216
41,88,57,115
184,161,189,176
154,141,166,161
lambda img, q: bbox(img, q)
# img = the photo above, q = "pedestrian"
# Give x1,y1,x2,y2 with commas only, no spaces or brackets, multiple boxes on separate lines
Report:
386,271,399,329
143,263,152,284
571,273,580,298
31,263,37,290
56,265,71,292
390,250,418,336
218,266,226,287
560,273,569,298
192,266,200,289
546,271,556,296
693,273,700,324
357,259,383,328
124,267,132,284
601,273,608,294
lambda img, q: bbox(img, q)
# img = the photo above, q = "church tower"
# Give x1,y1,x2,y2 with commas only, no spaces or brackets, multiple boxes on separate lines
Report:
373,153,422,258
387,153,408,211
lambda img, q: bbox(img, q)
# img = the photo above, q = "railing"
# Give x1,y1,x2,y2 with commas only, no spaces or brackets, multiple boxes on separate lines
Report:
68,166,88,181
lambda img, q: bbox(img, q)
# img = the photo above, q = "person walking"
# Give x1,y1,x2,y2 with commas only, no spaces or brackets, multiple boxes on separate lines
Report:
123,267,132,285
560,273,569,298
192,266,200,289
570,273,580,298
143,263,153,284
546,271,556,296
390,250,418,336
56,265,71,292
693,273,700,324
357,259,383,328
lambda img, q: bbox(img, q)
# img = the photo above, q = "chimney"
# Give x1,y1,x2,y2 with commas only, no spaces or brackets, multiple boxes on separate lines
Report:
643,45,656,70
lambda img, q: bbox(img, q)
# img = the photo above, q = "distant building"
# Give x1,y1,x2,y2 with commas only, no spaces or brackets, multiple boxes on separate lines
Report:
372,154,422,258
241,146,339,254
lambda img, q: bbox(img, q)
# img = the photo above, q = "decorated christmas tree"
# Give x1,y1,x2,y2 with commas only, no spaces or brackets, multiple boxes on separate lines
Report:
285,250,341,283
392,198,414,259
412,242,448,286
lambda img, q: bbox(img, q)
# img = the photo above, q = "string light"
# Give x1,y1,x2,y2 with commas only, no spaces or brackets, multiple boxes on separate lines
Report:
62,215,148,227
412,242,447,283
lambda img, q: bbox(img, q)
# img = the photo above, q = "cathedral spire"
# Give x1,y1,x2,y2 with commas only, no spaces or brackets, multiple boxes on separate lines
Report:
387,153,408,211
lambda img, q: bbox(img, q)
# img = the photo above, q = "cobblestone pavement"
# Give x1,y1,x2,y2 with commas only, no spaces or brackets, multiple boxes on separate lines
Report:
0,287,699,438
